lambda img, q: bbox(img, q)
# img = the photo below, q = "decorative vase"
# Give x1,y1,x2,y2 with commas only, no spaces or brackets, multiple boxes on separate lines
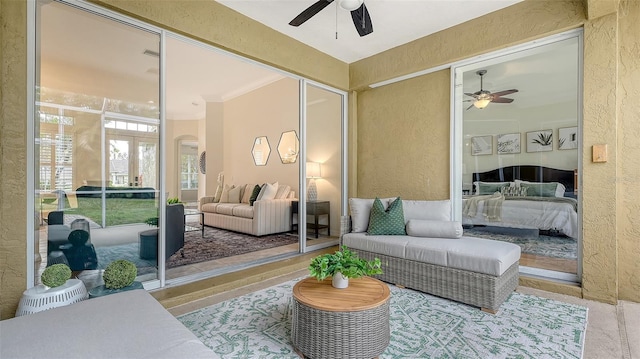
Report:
332,271,349,289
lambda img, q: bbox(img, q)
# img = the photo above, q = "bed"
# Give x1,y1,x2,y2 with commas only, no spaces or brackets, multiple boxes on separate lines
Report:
462,165,578,238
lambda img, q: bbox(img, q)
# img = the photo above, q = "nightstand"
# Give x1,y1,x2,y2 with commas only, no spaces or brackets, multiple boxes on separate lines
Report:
291,200,330,238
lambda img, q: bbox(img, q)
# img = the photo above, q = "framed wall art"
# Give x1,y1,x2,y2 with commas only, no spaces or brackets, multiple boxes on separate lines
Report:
471,135,492,155
558,126,578,150
526,130,553,152
497,133,521,154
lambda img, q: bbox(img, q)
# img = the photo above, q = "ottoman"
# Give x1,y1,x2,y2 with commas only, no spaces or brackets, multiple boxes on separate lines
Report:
139,229,158,260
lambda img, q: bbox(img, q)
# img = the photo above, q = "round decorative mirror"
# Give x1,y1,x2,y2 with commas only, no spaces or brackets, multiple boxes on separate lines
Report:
277,130,299,164
251,136,271,166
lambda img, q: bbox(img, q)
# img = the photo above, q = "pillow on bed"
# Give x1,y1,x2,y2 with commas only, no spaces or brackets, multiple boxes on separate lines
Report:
405,219,463,238
474,181,513,195
515,180,565,197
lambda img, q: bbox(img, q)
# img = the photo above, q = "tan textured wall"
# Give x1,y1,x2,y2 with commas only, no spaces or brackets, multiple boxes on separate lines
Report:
350,0,586,90
0,0,28,319
582,13,619,303
357,70,450,200
351,0,639,303
616,0,640,301
89,0,348,91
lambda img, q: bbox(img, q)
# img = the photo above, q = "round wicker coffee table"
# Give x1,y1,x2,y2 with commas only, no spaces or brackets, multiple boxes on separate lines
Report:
291,276,390,359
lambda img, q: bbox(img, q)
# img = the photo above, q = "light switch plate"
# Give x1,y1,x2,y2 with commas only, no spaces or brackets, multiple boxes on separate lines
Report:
592,144,607,163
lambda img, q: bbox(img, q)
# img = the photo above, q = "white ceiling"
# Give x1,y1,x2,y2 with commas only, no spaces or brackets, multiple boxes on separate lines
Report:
216,0,523,63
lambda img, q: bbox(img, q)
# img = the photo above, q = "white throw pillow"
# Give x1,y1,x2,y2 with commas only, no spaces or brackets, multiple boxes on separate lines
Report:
259,182,278,201
228,186,242,203
219,184,234,203
275,185,291,199
241,183,255,204
402,200,452,223
405,219,463,238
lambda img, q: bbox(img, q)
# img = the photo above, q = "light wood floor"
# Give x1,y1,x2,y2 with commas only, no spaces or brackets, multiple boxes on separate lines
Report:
520,252,577,273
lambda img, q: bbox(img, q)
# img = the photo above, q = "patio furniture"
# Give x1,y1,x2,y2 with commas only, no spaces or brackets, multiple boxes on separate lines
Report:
291,276,390,359
15,279,88,316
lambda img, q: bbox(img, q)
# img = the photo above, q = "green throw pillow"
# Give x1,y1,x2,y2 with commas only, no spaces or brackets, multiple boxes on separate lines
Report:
521,183,558,197
249,184,262,206
367,197,406,235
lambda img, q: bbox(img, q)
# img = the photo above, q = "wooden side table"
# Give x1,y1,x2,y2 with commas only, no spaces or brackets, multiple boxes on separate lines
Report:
291,276,390,359
291,200,330,238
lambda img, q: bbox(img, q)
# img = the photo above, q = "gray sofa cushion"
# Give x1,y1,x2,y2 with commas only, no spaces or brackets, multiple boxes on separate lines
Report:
405,219,463,238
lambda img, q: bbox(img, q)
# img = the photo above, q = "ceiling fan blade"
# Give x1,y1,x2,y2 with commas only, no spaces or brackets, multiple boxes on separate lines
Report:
289,0,334,27
490,89,518,97
466,103,475,111
491,97,514,103
464,92,478,99
351,3,373,36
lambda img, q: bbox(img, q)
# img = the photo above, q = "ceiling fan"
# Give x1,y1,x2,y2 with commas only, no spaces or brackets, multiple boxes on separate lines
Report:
289,0,373,37
464,70,518,110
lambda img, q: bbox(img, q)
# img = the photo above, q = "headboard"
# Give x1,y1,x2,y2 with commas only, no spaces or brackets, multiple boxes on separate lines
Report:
472,165,576,196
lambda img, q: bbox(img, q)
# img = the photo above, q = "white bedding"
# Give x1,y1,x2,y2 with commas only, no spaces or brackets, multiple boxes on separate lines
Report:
462,197,578,238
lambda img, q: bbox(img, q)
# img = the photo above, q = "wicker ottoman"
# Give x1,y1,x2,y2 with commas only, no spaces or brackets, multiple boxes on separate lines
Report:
291,276,390,359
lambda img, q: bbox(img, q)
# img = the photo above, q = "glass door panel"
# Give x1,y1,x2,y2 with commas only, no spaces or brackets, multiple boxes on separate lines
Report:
35,0,161,288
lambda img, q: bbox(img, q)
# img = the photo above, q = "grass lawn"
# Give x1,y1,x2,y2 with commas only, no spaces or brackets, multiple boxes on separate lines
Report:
66,197,159,227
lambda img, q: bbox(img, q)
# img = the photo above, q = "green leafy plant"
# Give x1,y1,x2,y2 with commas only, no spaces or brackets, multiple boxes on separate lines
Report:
41,263,72,288
308,246,382,281
103,260,137,289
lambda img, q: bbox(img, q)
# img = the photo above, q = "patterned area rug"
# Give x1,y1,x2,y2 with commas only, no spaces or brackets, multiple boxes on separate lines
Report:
178,279,588,359
95,243,156,275
464,226,577,259
166,225,298,268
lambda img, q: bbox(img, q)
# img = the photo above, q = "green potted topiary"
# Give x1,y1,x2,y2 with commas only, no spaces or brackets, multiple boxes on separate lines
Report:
103,259,138,289
41,263,72,289
308,246,382,289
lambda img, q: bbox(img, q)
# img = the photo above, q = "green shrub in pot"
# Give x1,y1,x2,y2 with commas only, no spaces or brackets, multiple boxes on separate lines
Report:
103,260,137,289
41,263,72,288
308,246,382,281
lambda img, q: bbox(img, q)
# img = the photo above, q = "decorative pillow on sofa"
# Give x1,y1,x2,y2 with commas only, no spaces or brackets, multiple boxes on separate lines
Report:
228,186,242,203
349,197,396,233
257,182,278,201
219,184,234,203
367,197,406,235
275,185,291,199
213,185,223,203
241,183,256,204
405,219,463,238
402,199,452,222
249,185,262,206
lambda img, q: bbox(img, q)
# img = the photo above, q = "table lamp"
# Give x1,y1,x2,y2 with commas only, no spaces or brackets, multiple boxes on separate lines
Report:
306,162,321,201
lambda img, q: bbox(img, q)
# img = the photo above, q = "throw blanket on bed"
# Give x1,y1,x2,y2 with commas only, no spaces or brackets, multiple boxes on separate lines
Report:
462,192,505,221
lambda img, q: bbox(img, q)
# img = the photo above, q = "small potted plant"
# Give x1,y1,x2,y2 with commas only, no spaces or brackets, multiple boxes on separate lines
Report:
41,263,72,289
103,259,138,290
145,197,181,226
308,246,382,289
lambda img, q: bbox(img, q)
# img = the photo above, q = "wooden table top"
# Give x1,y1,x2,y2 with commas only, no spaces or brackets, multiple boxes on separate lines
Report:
292,276,390,312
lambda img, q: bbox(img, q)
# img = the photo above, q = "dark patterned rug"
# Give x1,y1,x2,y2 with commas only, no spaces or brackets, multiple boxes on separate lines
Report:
464,226,577,259
166,225,299,268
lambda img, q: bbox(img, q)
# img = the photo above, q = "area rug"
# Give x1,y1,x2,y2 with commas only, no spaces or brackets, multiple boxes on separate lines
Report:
95,243,156,275
177,279,588,359
465,226,577,259
166,225,298,268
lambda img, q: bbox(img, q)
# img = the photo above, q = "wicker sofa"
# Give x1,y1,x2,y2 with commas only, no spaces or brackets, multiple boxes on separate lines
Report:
341,198,521,313
200,182,294,236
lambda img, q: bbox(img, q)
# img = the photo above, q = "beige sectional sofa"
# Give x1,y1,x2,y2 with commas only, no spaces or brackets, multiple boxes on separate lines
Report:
341,198,521,312
200,182,295,236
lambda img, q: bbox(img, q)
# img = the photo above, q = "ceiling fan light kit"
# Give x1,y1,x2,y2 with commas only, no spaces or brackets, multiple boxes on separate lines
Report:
464,70,518,110
289,0,373,37
339,0,363,11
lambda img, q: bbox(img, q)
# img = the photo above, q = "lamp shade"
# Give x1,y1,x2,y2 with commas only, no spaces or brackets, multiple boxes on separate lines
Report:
306,162,321,178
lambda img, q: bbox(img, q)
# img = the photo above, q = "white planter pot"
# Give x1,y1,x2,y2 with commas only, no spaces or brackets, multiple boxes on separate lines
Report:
332,271,349,289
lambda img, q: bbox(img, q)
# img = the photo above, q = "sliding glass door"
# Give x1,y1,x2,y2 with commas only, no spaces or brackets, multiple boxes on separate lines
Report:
35,0,161,287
